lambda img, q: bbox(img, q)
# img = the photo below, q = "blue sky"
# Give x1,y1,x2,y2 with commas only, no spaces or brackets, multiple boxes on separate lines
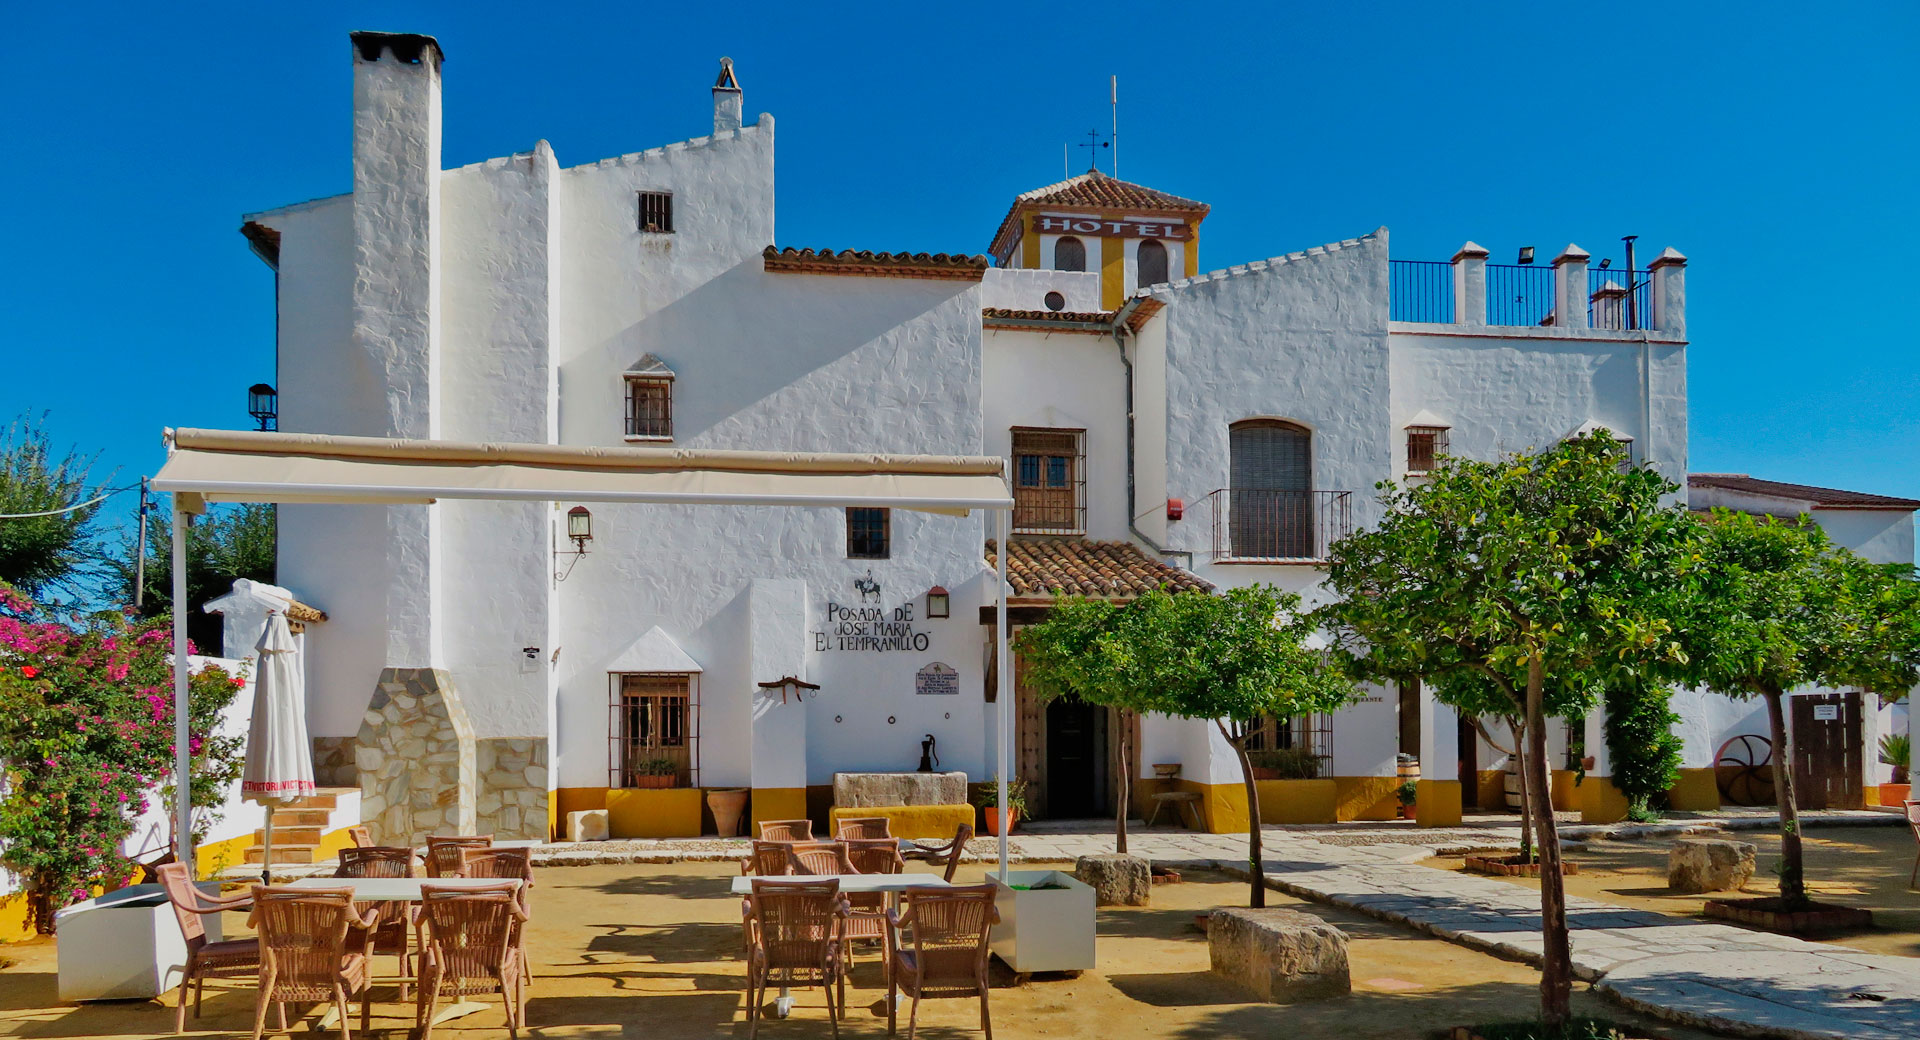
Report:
4,2,1916,546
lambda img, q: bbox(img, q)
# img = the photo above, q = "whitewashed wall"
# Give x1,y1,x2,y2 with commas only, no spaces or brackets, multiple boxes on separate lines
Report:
983,328,1128,541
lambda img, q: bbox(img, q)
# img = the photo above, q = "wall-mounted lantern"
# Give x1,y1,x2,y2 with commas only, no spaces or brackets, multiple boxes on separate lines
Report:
555,506,594,581
925,585,950,619
246,383,278,431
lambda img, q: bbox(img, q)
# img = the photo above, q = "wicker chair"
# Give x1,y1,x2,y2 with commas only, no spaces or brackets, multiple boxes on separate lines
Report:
841,837,905,977
834,817,892,840
786,841,856,877
902,825,974,883
424,835,493,878
1905,800,1920,888
247,885,378,1040
886,885,999,1040
458,846,536,986
156,863,258,1035
757,819,813,842
742,840,796,877
334,846,418,996
347,826,373,848
413,882,528,1039
743,878,848,1039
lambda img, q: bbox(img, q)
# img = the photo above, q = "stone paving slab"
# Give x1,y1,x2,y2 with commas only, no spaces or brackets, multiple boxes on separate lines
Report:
1598,951,1920,1040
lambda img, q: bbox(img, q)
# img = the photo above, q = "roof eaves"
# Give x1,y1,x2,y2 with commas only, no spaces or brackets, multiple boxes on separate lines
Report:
764,246,989,281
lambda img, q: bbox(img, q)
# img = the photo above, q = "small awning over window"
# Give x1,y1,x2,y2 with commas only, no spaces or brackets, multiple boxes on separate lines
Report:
606,626,703,674
153,429,1011,516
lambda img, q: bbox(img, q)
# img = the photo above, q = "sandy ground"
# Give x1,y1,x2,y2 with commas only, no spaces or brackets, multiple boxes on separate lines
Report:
1424,825,1920,958
0,861,1723,1039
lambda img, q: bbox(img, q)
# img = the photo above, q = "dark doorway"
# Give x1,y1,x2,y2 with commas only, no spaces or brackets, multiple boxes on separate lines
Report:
1791,691,1865,810
1045,693,1109,818
1398,681,1420,758
1457,714,1479,809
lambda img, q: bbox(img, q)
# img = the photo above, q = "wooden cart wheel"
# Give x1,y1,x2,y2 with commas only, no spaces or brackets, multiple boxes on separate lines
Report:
1714,733,1776,807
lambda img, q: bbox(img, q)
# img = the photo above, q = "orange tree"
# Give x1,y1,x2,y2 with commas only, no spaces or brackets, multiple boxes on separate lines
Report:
1316,433,1698,1026
0,582,244,932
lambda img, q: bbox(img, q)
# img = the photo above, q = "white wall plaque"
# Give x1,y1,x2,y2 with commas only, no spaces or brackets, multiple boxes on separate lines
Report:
916,661,959,696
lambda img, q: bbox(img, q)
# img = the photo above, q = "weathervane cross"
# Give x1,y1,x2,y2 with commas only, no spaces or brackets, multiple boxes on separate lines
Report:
1077,128,1109,172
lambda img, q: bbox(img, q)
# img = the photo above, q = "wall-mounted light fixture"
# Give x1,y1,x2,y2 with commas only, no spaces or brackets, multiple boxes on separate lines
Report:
246,383,278,431
925,585,950,619
1516,246,1536,266
555,506,594,581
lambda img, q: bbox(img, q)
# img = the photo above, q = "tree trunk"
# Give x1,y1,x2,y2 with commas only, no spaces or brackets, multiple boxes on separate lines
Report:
1512,719,1535,863
1525,660,1572,1026
1221,721,1264,908
1115,710,1131,854
1761,686,1807,906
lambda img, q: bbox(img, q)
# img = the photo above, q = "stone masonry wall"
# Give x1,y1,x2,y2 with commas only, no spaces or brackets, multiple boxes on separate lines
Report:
477,737,549,840
354,668,476,846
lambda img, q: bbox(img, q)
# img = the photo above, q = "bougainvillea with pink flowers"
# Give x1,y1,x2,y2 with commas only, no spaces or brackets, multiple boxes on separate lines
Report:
0,582,244,932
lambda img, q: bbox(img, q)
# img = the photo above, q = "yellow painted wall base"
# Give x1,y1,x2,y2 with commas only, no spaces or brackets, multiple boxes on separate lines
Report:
0,890,34,942
1580,775,1630,824
1333,776,1400,821
607,787,704,839
1550,770,1578,812
828,804,974,840
195,832,253,879
1415,780,1463,827
750,788,809,835
1257,779,1339,824
1668,768,1721,811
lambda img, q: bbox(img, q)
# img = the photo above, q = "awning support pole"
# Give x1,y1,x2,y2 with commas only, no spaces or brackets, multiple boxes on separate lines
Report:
996,507,1011,880
172,503,194,870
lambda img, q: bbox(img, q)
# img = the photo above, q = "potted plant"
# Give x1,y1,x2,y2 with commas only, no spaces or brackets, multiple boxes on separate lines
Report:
1396,779,1419,820
1880,733,1911,807
974,775,1028,835
1247,747,1320,781
629,757,680,789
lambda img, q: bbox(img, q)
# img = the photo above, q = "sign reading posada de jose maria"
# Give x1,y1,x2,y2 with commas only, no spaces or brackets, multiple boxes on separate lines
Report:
815,600,930,653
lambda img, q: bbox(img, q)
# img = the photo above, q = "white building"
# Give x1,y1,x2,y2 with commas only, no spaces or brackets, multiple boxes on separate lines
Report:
240,32,1709,841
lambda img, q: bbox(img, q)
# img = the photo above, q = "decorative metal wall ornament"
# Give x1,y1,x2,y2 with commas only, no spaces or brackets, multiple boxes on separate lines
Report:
756,675,821,706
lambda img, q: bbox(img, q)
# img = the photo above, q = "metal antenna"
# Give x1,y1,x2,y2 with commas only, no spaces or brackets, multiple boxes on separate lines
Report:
1111,75,1119,178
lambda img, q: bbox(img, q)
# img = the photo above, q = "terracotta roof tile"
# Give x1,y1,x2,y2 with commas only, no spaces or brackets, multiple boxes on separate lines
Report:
986,538,1213,599
990,171,1209,260
981,299,1163,334
284,600,328,623
763,246,988,281
1688,474,1920,511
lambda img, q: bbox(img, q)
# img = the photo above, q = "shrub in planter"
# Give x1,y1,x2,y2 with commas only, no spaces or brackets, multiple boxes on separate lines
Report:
1879,733,1911,804
627,758,681,789
1395,779,1418,819
972,775,1028,835
1247,747,1321,782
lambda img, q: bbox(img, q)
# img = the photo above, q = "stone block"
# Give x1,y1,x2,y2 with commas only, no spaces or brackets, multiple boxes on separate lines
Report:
832,771,968,808
1074,854,1151,906
1207,907,1349,1003
1668,838,1756,893
566,810,608,842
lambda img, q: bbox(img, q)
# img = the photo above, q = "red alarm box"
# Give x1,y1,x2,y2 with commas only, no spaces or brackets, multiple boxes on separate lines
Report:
1166,497,1185,521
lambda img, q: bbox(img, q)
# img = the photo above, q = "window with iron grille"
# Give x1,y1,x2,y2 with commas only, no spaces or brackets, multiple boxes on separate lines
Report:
847,507,890,559
609,673,696,787
1243,713,1333,774
1406,426,1449,473
1228,419,1312,557
638,191,674,233
1012,427,1085,534
625,377,673,439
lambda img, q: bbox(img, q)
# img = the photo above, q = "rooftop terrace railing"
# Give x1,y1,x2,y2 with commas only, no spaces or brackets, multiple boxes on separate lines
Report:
1485,263,1558,326
1388,260,1455,323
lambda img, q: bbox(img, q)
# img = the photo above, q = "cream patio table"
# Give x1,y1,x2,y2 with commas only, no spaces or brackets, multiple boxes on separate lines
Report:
286,876,526,1025
734,872,952,1017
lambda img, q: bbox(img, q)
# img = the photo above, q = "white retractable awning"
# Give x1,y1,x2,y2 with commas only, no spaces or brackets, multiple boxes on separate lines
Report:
152,429,1012,514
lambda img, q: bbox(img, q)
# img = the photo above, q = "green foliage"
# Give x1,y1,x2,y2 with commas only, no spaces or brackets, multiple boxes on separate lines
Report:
0,414,107,600
1247,747,1321,779
1396,779,1418,806
632,757,679,776
1318,432,1699,712
971,775,1028,816
1603,679,1683,808
1880,732,1910,772
1468,1018,1637,1040
0,582,245,932
108,503,277,618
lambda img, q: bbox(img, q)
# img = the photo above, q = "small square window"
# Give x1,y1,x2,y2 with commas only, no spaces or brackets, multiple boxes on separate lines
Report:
847,507,890,559
1406,426,1449,473
626,378,673,439
638,191,674,233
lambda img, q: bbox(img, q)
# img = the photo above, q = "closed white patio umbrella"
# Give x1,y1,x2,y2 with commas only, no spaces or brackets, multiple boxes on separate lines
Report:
242,611,314,881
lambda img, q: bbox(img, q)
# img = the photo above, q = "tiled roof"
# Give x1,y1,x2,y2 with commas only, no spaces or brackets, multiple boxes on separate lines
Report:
285,600,328,623
990,170,1209,260
1688,474,1920,511
986,538,1213,599
240,221,281,268
981,298,1163,334
763,246,988,281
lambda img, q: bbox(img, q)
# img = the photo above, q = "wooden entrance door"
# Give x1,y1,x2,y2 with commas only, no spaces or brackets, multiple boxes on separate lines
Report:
1045,693,1108,819
1791,691,1864,810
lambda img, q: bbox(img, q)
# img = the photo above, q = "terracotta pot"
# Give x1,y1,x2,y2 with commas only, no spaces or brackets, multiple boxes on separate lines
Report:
1581,756,1596,772
981,807,1019,836
1879,783,1911,808
707,788,749,837
1397,804,1417,820
1250,767,1281,781
630,774,675,789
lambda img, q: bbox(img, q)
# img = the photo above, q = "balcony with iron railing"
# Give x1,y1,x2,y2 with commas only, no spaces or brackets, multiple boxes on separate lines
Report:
1387,245,1683,334
1204,488,1353,563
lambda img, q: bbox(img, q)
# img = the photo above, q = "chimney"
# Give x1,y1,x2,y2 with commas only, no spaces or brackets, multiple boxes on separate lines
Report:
713,57,743,134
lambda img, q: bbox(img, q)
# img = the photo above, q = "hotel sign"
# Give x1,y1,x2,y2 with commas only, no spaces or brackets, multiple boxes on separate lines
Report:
1033,215,1190,240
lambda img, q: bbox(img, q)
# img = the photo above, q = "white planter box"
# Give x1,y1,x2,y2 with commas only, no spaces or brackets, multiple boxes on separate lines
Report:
55,882,225,1002
987,869,1096,973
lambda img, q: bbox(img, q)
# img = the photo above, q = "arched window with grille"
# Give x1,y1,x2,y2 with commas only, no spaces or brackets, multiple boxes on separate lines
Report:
1228,419,1314,558
1053,236,1086,272
1136,239,1169,288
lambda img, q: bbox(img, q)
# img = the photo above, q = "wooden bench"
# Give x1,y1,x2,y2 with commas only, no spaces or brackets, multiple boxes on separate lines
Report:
1145,791,1203,829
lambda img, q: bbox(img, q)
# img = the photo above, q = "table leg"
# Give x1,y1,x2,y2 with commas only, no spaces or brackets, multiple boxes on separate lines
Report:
775,987,794,1018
